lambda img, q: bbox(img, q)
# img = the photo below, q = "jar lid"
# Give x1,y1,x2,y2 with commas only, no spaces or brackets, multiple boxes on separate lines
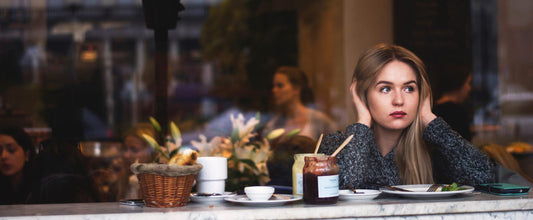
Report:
294,153,323,159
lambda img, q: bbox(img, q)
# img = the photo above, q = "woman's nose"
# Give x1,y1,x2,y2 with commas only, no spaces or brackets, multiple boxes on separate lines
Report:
392,92,404,106
0,149,7,159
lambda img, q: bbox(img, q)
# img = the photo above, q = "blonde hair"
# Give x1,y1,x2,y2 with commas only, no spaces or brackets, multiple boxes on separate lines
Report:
352,43,434,184
123,123,157,153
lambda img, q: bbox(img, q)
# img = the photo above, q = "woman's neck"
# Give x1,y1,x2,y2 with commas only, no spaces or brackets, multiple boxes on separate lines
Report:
374,126,402,157
9,169,24,192
279,101,307,129
281,101,306,118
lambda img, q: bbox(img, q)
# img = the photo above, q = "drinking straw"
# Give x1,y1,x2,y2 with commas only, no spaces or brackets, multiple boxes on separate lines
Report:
331,134,354,157
313,133,323,154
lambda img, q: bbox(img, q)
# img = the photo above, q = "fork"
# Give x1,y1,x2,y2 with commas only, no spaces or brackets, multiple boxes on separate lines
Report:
426,184,443,192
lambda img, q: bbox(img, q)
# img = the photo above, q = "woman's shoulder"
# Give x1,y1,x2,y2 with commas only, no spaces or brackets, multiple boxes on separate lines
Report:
325,122,370,140
425,117,451,132
306,108,331,120
306,108,337,128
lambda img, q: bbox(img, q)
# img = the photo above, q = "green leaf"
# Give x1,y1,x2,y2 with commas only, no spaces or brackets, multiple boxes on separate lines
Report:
266,128,285,140
231,127,240,143
285,129,301,138
142,134,168,160
451,182,458,190
255,112,261,129
154,147,169,160
169,148,179,159
142,134,159,149
442,182,459,191
239,158,258,170
149,117,162,133
170,122,181,141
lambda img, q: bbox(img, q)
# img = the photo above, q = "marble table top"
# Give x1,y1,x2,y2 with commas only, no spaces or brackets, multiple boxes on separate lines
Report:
1,191,532,220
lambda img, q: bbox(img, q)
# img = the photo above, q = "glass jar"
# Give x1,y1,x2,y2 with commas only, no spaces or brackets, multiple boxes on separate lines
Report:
292,153,323,195
303,155,339,204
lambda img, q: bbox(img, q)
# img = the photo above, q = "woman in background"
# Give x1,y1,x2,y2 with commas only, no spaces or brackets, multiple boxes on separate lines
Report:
265,66,336,140
433,65,473,141
120,123,156,199
0,126,36,204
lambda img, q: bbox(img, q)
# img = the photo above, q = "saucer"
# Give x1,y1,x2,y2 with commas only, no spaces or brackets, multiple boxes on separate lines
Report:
224,194,301,207
339,189,381,200
190,192,236,203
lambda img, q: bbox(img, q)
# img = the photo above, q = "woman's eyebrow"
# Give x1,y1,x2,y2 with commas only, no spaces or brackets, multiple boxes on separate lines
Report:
374,80,417,86
375,80,392,86
404,80,417,85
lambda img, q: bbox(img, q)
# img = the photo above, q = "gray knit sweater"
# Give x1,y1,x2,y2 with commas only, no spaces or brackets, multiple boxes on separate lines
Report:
318,117,494,189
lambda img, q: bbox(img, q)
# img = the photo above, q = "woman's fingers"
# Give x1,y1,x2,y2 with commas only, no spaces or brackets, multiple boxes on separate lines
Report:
420,96,437,127
350,82,372,127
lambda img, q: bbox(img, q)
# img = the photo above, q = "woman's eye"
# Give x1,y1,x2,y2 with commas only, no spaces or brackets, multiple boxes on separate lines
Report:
404,86,415,92
7,146,18,154
380,87,391,93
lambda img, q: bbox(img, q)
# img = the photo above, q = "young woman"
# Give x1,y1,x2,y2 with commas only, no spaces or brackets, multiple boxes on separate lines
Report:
0,126,36,204
318,44,493,189
120,123,156,199
265,66,336,140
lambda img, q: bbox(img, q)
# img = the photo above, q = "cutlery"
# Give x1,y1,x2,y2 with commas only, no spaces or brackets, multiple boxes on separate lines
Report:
382,185,413,192
346,184,357,193
196,193,223,197
272,194,291,200
346,184,364,194
426,184,443,192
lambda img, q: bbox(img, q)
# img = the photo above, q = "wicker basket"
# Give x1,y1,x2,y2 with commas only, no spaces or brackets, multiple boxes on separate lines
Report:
131,163,202,208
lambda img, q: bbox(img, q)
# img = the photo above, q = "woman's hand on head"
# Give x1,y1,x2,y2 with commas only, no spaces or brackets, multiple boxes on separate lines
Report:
420,95,437,127
350,82,372,127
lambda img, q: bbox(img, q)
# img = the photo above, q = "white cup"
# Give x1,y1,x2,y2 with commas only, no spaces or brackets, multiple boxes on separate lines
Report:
196,157,227,194
245,186,274,201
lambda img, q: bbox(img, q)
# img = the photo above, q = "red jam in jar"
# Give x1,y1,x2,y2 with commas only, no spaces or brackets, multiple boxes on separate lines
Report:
302,155,339,204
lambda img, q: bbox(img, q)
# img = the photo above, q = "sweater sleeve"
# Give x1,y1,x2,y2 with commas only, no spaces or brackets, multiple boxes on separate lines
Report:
318,123,401,189
423,117,494,186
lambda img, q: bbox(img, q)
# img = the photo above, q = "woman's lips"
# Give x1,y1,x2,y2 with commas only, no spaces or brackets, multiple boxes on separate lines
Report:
0,164,10,172
390,111,406,118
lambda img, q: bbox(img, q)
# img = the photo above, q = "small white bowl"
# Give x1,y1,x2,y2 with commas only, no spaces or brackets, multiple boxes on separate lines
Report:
244,186,275,201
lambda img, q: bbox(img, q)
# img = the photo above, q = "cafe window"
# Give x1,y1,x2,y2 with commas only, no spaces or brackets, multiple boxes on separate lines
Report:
1,0,532,204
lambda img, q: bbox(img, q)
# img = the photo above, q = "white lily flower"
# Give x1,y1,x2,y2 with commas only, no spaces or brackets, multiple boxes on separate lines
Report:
230,113,259,144
191,135,223,157
165,141,178,153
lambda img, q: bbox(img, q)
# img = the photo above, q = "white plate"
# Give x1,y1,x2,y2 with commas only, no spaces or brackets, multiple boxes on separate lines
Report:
380,184,474,199
224,194,302,207
339,189,381,200
190,192,236,203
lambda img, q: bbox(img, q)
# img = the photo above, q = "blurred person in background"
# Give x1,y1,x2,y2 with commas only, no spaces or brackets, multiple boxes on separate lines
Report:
266,135,316,193
265,66,336,140
433,65,473,141
0,126,36,204
26,138,97,203
120,123,156,199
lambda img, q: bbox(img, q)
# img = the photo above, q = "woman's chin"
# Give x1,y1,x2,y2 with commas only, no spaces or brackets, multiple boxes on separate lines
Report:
378,121,411,132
